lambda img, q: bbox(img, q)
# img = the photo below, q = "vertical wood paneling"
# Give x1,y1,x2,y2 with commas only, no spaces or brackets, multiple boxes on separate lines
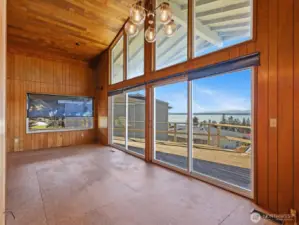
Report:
268,0,278,212
95,50,109,145
6,50,96,152
294,0,299,215
277,0,294,213
255,0,269,209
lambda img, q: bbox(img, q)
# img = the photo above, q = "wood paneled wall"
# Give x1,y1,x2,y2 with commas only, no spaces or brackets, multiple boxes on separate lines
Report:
94,50,109,145
0,0,7,224
294,0,299,216
6,49,96,152
96,0,298,214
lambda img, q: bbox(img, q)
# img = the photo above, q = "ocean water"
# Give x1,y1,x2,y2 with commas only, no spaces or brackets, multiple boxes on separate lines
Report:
169,114,251,123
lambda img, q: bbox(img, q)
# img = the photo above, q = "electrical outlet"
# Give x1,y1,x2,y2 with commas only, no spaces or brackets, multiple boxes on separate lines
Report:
81,133,84,137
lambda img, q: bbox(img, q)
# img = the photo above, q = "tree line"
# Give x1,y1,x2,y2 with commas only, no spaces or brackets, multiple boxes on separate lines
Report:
193,114,251,133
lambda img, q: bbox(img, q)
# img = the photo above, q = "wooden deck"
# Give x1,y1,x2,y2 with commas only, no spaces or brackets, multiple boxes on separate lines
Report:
113,138,251,169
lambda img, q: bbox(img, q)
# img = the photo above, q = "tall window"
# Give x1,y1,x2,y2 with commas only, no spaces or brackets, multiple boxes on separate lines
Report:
111,36,124,84
193,0,252,57
191,68,253,191
27,94,93,133
112,93,126,147
128,25,144,79
153,81,188,169
150,68,253,194
111,88,146,156
155,0,188,70
128,89,146,155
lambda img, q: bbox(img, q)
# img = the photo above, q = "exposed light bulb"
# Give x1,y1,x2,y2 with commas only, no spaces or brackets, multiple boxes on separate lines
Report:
130,3,146,25
159,2,172,24
125,20,139,37
145,26,156,43
163,20,176,37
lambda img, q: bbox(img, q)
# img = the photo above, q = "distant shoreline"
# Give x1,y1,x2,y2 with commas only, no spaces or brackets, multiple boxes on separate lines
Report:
169,112,251,116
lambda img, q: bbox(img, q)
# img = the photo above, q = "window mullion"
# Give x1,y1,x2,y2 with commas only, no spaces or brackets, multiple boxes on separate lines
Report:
188,0,194,60
125,93,129,149
188,80,193,173
124,33,128,81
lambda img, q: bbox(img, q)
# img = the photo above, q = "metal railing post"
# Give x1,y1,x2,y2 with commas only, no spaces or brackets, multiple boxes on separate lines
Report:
217,126,220,147
207,124,211,145
174,123,177,142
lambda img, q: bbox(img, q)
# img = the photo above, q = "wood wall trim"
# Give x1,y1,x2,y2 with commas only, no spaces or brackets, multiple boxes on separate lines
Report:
294,0,299,215
0,0,6,223
6,52,96,152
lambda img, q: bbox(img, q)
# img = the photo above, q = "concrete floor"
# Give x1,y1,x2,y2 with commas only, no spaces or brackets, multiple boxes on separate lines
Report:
6,144,275,225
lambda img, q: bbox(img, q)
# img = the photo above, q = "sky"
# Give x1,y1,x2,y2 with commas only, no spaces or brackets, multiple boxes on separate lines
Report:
155,68,252,113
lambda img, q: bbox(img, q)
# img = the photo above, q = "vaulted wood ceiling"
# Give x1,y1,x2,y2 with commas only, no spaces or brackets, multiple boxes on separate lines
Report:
7,0,134,61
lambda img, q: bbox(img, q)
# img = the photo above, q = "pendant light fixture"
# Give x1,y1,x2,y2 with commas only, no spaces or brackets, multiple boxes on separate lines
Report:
125,20,139,37
125,1,176,43
159,2,172,24
163,19,176,37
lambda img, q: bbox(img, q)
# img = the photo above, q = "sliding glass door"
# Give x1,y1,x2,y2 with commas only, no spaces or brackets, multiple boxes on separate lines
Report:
110,87,146,157
191,69,253,192
112,93,126,148
153,81,188,170
152,68,253,196
128,89,146,155
110,68,253,196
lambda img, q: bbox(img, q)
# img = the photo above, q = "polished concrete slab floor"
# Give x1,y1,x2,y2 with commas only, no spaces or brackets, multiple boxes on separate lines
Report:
6,144,276,225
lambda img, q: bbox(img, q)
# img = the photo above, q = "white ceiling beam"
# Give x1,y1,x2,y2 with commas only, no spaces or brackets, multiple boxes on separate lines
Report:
198,6,250,21
182,0,249,12
208,17,250,27
169,2,222,46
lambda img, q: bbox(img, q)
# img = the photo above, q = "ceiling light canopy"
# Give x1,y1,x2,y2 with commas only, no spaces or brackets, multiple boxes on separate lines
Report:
125,1,176,43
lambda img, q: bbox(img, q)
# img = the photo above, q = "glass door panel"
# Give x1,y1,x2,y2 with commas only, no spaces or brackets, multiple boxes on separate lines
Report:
127,89,146,156
191,69,253,190
112,93,126,148
153,81,188,170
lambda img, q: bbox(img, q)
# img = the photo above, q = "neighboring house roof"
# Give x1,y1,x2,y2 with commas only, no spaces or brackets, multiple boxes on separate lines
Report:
113,93,170,106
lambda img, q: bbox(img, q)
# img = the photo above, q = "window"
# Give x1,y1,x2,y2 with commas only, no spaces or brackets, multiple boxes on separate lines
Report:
191,68,253,191
155,0,188,70
128,89,146,155
111,36,124,84
112,93,126,148
153,81,188,169
128,24,144,79
27,94,93,133
193,0,252,57
110,88,146,156
150,68,253,194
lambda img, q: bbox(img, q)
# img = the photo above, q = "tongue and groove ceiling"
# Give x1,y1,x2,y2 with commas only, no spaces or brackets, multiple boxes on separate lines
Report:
7,0,251,61
7,0,134,61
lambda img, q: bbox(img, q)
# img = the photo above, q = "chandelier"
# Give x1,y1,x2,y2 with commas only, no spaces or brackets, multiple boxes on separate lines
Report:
125,1,177,43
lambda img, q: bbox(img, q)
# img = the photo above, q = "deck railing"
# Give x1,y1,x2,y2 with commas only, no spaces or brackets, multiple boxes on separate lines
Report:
113,122,251,148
